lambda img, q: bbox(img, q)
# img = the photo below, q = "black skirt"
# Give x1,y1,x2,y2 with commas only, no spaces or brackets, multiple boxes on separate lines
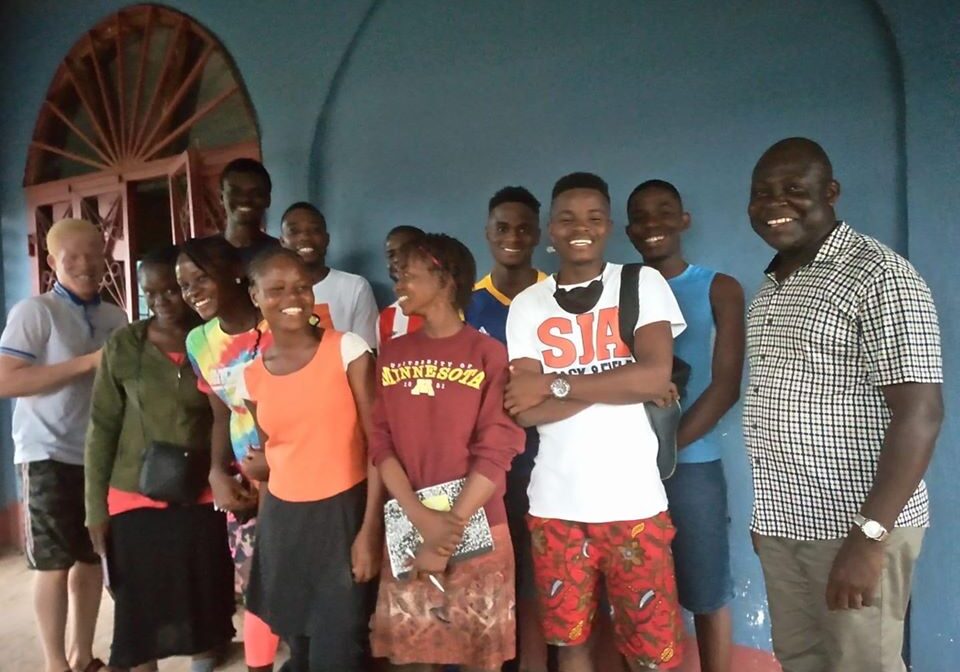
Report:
246,482,374,646
107,504,236,668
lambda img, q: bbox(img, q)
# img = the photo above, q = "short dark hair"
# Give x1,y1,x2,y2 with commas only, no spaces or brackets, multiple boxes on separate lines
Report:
247,246,308,283
387,225,425,240
220,158,272,192
401,233,476,311
280,201,326,228
627,179,683,208
140,244,181,269
179,236,245,285
488,186,541,215
551,172,610,203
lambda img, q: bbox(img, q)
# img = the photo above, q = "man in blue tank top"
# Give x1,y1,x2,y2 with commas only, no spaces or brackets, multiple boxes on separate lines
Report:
626,180,745,672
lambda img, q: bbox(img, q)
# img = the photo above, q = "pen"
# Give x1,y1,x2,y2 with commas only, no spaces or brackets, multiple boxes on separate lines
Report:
406,548,445,593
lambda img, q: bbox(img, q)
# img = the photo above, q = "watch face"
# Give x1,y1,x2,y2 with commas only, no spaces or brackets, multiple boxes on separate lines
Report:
551,377,571,398
863,521,884,539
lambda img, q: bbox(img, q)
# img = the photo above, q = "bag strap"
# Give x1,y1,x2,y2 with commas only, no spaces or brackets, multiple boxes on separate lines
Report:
133,320,186,447
619,264,692,397
618,263,643,358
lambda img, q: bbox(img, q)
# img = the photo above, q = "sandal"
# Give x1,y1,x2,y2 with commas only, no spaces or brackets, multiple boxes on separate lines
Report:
79,659,106,672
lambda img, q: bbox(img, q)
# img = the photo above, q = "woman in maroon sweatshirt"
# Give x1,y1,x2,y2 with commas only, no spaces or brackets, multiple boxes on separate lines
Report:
368,233,524,671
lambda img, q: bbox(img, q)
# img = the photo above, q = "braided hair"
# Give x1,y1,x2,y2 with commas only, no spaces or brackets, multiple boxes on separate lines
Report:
400,233,476,312
178,236,247,290
247,246,309,284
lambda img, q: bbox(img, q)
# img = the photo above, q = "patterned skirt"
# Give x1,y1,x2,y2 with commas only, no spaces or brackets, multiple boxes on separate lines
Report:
370,523,516,668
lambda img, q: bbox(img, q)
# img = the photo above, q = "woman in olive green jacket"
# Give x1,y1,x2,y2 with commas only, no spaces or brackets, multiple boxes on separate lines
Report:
84,246,234,672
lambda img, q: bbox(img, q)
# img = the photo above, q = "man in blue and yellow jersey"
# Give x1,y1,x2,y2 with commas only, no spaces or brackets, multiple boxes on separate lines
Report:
466,185,550,672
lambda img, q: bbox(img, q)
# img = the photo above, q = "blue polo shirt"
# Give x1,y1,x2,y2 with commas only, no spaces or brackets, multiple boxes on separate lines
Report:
0,283,127,464
465,272,546,476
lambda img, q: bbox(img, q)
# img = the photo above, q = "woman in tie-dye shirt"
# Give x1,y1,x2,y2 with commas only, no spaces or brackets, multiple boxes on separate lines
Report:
176,236,279,672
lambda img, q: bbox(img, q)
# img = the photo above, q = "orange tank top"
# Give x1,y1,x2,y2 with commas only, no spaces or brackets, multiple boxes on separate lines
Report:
243,330,366,502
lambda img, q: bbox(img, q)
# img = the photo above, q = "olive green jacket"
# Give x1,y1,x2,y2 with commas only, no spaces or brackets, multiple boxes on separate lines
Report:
84,319,212,526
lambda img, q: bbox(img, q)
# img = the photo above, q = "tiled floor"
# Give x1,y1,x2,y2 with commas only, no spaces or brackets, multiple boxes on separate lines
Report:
0,548,779,671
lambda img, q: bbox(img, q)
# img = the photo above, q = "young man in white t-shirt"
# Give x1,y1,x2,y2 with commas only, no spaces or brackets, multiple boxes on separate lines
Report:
280,202,379,348
505,172,687,672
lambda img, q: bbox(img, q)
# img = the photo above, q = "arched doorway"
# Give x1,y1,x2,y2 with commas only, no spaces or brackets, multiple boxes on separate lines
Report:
23,4,261,318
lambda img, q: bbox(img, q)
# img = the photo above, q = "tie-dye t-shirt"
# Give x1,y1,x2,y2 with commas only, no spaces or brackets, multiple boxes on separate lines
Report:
186,318,273,461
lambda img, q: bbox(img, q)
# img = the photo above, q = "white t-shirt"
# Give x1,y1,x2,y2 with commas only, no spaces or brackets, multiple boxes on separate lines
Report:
506,263,686,523
312,268,379,349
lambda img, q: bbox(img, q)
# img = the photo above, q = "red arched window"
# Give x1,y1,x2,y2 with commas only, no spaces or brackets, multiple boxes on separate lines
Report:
23,4,261,318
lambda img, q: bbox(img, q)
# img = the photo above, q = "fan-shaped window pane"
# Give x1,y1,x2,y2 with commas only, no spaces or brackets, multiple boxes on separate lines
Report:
25,4,259,186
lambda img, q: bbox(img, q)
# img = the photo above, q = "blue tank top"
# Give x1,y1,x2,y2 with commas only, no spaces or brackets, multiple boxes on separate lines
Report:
668,264,721,463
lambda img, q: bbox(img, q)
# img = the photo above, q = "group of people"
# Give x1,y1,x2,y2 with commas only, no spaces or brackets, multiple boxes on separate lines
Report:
0,135,943,672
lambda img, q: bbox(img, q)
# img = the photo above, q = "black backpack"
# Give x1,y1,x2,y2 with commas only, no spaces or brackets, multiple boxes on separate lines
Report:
617,263,691,480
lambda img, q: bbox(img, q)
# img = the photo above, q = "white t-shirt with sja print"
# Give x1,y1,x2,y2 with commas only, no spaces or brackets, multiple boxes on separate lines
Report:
506,263,686,524
312,268,379,349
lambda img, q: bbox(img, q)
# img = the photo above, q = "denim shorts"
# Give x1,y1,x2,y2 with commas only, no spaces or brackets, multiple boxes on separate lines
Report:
663,460,734,614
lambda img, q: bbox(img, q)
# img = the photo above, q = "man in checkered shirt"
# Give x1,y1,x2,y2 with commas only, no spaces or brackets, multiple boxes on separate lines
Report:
744,137,943,672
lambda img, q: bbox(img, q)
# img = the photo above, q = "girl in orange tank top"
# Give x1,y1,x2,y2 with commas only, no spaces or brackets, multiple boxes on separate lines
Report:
242,248,384,672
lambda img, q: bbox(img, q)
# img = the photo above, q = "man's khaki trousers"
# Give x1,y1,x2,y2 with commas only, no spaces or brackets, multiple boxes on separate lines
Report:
755,528,924,672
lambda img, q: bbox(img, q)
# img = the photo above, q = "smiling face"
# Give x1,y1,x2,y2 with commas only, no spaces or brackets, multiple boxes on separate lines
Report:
139,262,191,327
394,253,449,317
625,186,690,262
221,170,271,229
281,207,329,266
250,255,315,333
48,229,105,300
486,202,540,269
748,143,840,255
175,255,224,321
549,188,612,267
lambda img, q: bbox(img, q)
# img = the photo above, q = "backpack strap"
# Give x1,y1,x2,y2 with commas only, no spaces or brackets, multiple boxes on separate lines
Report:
618,263,643,357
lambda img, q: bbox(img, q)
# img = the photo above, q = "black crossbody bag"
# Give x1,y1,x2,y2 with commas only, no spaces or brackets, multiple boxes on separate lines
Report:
134,331,210,504
618,263,691,480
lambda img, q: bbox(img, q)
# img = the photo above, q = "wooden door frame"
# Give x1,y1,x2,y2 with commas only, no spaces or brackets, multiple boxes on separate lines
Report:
23,139,260,318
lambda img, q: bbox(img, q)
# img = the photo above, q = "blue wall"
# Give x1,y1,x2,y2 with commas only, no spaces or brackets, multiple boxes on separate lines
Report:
877,1,960,667
0,1,956,666
309,0,903,651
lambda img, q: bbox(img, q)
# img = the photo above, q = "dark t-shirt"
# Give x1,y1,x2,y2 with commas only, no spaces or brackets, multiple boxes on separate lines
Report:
216,231,281,267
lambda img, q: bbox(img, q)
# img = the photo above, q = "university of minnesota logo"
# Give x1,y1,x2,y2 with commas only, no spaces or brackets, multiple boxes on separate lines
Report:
411,378,435,397
381,359,486,396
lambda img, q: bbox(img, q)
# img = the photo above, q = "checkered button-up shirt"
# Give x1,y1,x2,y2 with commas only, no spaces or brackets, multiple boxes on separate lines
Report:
744,222,942,540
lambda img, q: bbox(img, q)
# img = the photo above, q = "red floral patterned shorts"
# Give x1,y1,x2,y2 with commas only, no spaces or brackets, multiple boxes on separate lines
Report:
528,511,684,669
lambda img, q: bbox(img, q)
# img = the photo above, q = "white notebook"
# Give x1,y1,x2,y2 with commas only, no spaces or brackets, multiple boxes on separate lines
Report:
383,477,494,579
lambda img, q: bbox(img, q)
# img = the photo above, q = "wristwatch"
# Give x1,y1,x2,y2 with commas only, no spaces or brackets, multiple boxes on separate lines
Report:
853,513,889,542
549,374,571,399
